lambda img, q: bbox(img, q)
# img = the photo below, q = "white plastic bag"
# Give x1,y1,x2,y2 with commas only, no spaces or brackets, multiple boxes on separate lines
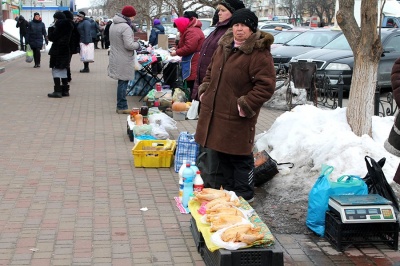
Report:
134,50,142,71
80,43,95,62
186,100,199,120
148,113,177,131
151,123,170,139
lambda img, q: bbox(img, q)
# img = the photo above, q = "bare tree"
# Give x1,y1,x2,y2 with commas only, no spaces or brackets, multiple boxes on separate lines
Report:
336,0,383,136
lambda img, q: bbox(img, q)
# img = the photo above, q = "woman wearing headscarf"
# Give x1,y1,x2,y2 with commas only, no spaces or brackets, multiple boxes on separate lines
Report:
47,11,73,98
26,12,47,68
195,9,275,202
76,11,92,73
170,16,205,100
192,0,245,100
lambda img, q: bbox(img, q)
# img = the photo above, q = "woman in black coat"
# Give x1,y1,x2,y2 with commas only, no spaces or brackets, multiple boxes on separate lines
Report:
26,12,47,68
47,12,73,98
63,10,80,82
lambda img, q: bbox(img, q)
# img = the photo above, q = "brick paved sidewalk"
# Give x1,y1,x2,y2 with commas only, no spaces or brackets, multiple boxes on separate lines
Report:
0,49,399,266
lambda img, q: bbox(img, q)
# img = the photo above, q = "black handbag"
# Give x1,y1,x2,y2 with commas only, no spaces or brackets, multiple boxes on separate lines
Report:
254,151,293,187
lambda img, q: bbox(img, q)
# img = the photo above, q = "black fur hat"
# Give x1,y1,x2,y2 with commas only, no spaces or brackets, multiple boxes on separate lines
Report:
62,10,74,20
230,8,258,33
53,11,66,20
220,0,245,14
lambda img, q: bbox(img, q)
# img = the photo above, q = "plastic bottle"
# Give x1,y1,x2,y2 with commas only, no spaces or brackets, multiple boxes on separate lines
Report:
193,171,204,193
178,159,187,202
182,163,195,208
190,161,199,175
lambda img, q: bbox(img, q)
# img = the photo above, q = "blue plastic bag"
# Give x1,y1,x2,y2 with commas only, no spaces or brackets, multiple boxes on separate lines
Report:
306,165,368,236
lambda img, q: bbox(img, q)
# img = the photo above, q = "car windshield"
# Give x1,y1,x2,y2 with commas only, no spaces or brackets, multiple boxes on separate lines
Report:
322,34,351,50
286,31,340,47
273,31,304,44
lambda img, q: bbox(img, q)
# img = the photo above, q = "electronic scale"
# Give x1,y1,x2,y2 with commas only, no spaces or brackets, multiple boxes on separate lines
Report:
328,194,397,224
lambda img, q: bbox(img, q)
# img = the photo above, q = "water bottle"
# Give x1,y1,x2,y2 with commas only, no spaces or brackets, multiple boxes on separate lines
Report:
182,163,195,208
193,171,204,192
178,159,187,202
190,161,199,175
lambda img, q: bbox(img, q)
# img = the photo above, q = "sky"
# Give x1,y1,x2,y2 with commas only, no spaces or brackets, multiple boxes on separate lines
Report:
254,103,400,202
75,0,91,10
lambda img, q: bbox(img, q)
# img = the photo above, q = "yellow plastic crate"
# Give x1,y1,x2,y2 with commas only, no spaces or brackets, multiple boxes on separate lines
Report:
132,140,176,168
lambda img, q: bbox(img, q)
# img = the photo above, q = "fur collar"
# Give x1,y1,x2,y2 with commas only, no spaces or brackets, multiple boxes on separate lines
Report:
218,28,274,54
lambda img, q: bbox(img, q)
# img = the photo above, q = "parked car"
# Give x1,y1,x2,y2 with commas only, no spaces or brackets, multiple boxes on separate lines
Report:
260,28,283,36
260,22,294,30
199,18,213,30
291,28,400,91
271,28,308,49
203,26,216,38
272,29,343,71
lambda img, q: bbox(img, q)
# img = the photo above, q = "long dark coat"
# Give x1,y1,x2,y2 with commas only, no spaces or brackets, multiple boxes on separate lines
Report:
68,21,80,54
16,16,28,35
149,24,165,46
26,19,47,49
195,29,276,155
192,19,231,100
48,18,73,69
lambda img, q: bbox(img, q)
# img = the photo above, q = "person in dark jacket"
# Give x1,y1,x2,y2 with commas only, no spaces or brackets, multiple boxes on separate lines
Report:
62,10,80,82
193,0,245,100
47,11,73,98
76,11,92,73
103,20,112,49
195,9,275,202
26,12,47,68
89,17,100,49
16,15,28,51
149,19,165,46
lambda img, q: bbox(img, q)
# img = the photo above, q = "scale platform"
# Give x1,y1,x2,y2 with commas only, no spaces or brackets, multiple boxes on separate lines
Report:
328,194,396,223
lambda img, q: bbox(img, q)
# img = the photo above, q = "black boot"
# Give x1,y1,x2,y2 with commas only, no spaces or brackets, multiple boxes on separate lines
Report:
67,67,72,82
80,62,90,73
61,85,70,97
48,85,62,98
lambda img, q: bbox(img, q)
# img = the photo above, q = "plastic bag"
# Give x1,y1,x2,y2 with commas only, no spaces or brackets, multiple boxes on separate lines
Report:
172,88,186,102
186,100,199,120
134,50,142,71
132,124,152,136
306,165,368,237
151,122,169,140
148,113,177,131
26,45,33,63
80,43,95,62
174,132,199,172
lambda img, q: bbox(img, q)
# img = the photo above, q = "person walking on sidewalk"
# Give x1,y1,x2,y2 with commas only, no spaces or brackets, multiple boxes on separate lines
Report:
195,9,275,202
108,5,141,114
16,15,28,51
26,12,48,68
47,11,73,98
62,10,80,82
76,11,92,73
149,18,165,47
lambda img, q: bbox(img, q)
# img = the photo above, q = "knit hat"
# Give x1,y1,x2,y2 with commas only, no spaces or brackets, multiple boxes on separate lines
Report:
77,11,85,18
121,5,136,17
153,19,161,25
62,10,74,20
230,8,258,33
33,12,40,17
183,11,198,19
53,11,66,20
220,0,245,14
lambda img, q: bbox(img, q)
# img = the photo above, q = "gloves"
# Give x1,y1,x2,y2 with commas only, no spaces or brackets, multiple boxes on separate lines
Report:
45,37,49,45
84,42,89,45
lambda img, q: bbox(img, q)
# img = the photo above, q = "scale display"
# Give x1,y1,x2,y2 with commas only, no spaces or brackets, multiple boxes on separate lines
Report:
328,194,397,223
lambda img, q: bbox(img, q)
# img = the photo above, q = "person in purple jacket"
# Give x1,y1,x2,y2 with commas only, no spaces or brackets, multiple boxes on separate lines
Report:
192,0,245,100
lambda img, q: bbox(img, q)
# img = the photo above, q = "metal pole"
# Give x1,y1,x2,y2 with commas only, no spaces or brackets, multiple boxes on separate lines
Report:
337,74,343,108
374,84,380,116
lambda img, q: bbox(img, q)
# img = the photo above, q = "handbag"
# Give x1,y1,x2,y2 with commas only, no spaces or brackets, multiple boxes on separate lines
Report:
26,45,33,63
174,132,200,172
306,165,368,236
80,43,95,62
253,150,293,186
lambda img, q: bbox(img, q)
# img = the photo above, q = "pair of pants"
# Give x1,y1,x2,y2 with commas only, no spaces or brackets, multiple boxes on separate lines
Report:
19,33,26,50
216,151,255,200
117,80,129,110
32,47,41,65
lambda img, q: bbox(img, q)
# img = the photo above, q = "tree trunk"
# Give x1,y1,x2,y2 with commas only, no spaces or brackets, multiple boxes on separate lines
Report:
337,0,382,137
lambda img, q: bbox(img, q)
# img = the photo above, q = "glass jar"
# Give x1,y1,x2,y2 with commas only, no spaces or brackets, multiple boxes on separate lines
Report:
130,107,140,121
140,105,149,116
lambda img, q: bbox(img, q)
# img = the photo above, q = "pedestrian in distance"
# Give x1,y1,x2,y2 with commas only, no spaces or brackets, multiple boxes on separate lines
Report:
76,11,93,73
90,17,100,49
62,10,80,83
149,18,165,47
194,9,276,202
170,16,205,100
103,20,112,49
26,12,48,68
16,15,28,51
108,5,141,114
47,11,73,98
